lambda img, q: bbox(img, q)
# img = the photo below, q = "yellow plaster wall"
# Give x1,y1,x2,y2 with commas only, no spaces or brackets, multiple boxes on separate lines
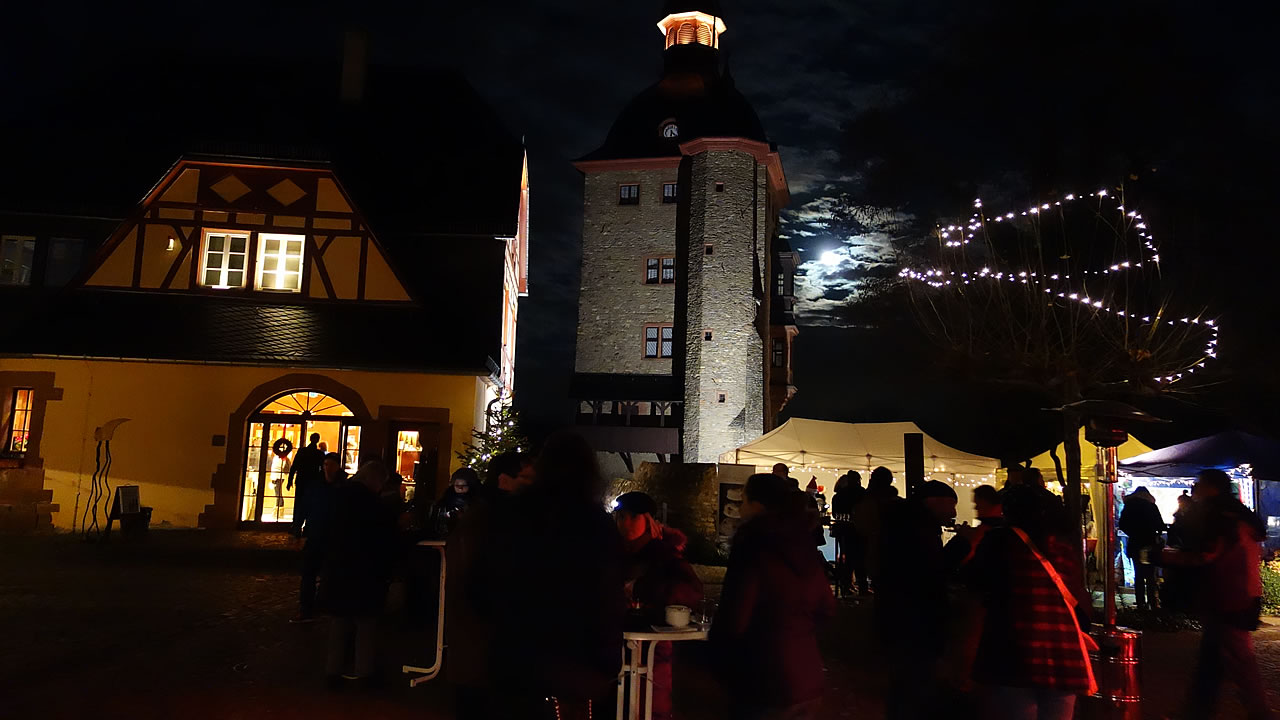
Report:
140,224,183,288
160,168,200,203
86,228,137,287
316,178,352,213
0,357,484,530
324,236,361,299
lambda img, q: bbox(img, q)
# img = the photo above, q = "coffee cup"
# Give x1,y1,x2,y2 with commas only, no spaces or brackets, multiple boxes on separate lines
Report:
665,605,691,628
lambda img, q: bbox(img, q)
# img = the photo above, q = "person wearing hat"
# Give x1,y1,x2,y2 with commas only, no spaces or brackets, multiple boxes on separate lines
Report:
613,491,702,720
877,479,960,720
1118,486,1166,611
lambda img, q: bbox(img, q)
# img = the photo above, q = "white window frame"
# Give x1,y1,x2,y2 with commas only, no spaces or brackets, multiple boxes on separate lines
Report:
199,230,250,289
255,233,306,293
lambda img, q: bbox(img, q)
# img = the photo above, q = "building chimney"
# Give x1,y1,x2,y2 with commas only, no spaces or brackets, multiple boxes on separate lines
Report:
340,29,368,104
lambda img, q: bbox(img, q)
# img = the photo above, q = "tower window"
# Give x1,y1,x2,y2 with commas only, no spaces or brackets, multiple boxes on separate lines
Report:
773,339,785,368
704,244,714,256
619,184,640,205
704,330,713,341
662,183,678,203
645,257,676,285
776,272,786,296
715,182,725,192
677,22,697,44
717,393,727,404
644,324,675,359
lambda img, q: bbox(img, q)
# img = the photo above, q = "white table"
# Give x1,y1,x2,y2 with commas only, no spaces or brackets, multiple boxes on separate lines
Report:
402,539,447,687
618,626,709,720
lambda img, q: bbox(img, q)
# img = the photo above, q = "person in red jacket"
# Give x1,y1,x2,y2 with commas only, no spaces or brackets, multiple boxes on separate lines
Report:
613,491,703,720
712,474,837,719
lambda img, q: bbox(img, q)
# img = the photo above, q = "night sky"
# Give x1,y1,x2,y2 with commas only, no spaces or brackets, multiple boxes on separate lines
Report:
6,1,1276,453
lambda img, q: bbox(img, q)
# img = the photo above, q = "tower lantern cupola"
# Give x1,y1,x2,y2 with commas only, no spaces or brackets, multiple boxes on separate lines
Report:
658,2,726,51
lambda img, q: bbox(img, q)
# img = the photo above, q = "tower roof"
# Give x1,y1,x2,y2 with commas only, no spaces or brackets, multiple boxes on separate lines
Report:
577,67,768,162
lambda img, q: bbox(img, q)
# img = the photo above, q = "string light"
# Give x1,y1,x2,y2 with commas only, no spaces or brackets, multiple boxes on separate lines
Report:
905,188,1220,386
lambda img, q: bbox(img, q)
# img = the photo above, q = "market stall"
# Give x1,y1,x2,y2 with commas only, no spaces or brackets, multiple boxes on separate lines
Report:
721,418,1001,527
1120,431,1280,548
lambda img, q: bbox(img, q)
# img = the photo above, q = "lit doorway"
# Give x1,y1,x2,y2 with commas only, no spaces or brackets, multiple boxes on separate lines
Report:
241,390,361,525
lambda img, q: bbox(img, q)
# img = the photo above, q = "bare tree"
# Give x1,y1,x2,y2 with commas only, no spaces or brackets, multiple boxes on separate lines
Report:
896,184,1218,542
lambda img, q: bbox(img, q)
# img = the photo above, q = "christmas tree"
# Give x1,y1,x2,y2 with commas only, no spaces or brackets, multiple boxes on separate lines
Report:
456,402,529,478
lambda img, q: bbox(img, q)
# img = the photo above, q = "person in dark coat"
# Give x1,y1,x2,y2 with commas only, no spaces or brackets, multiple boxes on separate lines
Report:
292,452,346,623
713,474,837,719
773,462,801,491
1165,470,1273,720
613,491,703,720
830,472,865,595
878,480,959,720
1118,486,1166,610
853,466,900,594
446,450,536,719
288,433,326,537
320,458,396,684
481,432,625,720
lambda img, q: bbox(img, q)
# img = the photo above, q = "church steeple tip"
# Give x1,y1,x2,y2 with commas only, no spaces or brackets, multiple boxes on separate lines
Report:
657,2,726,51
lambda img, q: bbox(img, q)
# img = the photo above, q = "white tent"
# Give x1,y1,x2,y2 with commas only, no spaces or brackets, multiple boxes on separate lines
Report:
722,418,1000,478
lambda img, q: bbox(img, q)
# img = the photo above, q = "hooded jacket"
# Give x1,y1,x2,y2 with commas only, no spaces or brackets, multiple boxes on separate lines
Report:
712,508,837,709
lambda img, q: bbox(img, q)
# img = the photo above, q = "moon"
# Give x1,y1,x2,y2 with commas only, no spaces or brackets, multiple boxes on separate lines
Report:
820,250,841,266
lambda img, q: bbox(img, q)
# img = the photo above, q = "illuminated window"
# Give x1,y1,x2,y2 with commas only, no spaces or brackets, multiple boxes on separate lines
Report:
0,235,35,286
645,257,675,285
200,231,249,288
662,182,678,202
256,233,305,292
697,24,712,44
661,123,679,139
773,339,785,368
644,325,674,358
6,388,33,454
678,22,697,44
776,272,786,296
619,184,640,205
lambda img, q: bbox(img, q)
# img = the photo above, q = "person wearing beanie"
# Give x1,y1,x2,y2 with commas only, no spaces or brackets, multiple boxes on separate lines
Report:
878,480,959,719
613,491,702,720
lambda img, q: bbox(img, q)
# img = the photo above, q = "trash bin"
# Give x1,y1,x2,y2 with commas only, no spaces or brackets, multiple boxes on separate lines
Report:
1083,625,1141,720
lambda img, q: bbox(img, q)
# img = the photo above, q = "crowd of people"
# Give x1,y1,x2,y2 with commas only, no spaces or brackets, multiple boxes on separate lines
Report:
280,429,1273,720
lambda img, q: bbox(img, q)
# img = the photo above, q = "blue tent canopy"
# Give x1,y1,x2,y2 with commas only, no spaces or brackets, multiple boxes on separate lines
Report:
1120,431,1280,481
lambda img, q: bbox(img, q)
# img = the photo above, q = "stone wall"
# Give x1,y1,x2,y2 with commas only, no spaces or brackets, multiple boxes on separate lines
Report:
603,461,757,565
576,168,680,375
682,151,766,462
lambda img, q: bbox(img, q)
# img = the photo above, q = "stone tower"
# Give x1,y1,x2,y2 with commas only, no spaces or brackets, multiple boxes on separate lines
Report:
571,1,795,466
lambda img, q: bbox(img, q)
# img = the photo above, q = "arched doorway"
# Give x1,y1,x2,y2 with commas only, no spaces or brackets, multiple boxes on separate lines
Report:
240,390,361,525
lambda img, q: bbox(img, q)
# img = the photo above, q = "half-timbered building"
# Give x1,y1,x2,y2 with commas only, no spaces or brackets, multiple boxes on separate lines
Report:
0,47,529,532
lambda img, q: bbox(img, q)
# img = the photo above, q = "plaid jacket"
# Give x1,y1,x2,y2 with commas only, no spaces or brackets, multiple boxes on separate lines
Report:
968,528,1094,693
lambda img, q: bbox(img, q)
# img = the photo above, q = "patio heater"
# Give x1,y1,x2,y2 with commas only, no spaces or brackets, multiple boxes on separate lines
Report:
1061,400,1164,720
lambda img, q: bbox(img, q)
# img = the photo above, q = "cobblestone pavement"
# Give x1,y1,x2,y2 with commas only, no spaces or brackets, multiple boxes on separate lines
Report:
4,531,1280,719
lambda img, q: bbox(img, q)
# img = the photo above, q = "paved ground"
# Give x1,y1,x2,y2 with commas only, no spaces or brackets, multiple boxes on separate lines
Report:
4,530,1280,719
